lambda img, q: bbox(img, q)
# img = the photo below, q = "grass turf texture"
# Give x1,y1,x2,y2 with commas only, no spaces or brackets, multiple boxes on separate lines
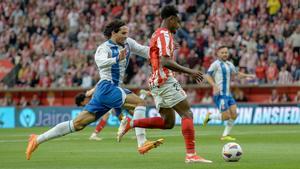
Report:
1,125,299,169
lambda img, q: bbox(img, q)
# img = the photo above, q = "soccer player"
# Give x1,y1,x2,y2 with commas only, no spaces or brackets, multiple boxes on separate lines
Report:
26,20,163,160
203,45,255,141
75,89,151,142
117,6,212,164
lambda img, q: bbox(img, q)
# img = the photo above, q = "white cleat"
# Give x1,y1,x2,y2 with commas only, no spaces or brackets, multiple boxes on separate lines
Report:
89,133,103,141
117,117,131,142
185,154,213,164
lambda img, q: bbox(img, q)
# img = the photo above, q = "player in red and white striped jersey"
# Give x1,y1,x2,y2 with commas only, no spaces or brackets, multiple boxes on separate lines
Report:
117,5,212,164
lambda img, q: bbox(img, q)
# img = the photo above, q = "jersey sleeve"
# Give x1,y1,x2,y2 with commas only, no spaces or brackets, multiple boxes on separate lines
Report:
127,37,149,59
228,62,238,75
94,46,117,68
207,62,218,76
157,32,171,57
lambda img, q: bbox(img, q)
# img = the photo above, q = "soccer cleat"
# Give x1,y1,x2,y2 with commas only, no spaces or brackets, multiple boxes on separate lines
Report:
26,134,39,160
117,117,132,142
89,134,103,141
185,154,213,164
203,112,211,127
220,136,236,141
138,138,164,154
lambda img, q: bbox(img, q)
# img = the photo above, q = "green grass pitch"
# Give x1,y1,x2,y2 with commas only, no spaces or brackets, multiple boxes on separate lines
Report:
1,125,300,169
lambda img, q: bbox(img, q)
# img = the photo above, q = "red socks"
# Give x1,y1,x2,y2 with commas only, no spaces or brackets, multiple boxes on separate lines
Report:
181,118,195,154
95,119,107,133
133,117,165,129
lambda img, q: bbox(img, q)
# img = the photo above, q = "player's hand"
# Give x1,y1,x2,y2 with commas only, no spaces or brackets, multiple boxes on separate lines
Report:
191,70,204,84
213,85,220,95
118,48,126,61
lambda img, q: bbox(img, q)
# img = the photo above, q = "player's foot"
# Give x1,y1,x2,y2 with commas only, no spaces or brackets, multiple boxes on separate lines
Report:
220,135,236,141
117,117,132,142
89,133,103,141
26,134,39,160
203,112,211,127
185,154,213,164
138,138,164,154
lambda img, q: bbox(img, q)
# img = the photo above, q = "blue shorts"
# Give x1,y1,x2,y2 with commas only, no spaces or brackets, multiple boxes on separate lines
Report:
213,95,236,113
84,80,132,119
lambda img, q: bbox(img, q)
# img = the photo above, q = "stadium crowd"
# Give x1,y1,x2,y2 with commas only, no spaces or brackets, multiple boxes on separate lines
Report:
0,0,299,90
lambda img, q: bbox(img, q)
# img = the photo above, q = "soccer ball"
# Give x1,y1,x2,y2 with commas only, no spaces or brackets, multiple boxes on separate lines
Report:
222,142,243,162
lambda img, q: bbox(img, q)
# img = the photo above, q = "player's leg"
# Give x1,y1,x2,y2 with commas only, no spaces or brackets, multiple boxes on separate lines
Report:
203,96,231,126
172,99,212,163
89,111,110,141
221,103,237,141
118,91,164,154
26,110,96,160
122,93,147,147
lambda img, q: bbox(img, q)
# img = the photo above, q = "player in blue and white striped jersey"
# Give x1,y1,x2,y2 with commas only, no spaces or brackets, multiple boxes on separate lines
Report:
26,20,163,160
203,45,255,141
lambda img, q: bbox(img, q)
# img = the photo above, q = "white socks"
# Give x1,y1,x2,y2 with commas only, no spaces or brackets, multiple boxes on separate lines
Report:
37,120,75,144
223,119,234,137
210,113,222,120
133,106,147,147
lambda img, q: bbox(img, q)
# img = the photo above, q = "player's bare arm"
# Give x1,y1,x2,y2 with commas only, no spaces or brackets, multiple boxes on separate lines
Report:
205,74,220,95
237,72,256,79
161,56,204,83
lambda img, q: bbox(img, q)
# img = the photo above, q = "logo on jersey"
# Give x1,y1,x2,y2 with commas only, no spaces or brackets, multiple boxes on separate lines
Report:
19,108,36,127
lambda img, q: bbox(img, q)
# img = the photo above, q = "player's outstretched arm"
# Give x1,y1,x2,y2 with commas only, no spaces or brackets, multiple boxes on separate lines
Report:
127,37,149,60
237,72,256,79
161,56,203,83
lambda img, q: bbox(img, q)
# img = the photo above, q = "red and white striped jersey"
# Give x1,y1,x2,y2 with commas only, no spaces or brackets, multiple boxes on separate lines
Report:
148,28,175,87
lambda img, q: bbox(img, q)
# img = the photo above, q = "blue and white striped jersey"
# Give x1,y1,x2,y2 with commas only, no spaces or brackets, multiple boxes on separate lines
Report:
94,37,149,86
207,59,238,96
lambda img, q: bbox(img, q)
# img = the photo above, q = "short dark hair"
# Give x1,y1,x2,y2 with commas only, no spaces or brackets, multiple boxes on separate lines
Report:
161,5,178,19
75,93,86,106
103,19,126,38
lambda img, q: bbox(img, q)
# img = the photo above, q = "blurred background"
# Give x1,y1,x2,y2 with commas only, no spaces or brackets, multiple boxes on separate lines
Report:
0,0,299,128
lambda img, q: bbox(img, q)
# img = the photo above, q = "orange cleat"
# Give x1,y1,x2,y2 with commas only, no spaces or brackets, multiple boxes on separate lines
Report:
138,138,164,154
26,134,39,160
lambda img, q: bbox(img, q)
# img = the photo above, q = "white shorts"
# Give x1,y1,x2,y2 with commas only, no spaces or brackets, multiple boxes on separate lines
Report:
150,77,187,110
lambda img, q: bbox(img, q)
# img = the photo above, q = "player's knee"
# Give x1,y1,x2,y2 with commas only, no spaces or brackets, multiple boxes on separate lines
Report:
73,120,86,131
164,121,175,129
231,113,238,120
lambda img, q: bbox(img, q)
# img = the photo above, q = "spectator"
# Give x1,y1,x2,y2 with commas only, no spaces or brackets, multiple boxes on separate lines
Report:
255,60,267,84
81,72,92,88
289,25,300,53
267,0,281,16
19,96,28,107
30,94,40,106
294,91,300,103
278,64,293,84
266,62,279,84
280,93,291,103
269,89,280,103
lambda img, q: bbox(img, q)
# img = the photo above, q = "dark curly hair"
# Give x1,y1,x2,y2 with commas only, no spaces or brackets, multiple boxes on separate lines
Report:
161,5,179,19
103,19,126,38
75,93,86,106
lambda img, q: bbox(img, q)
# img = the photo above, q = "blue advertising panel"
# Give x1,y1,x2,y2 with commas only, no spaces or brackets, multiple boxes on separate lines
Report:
0,104,299,128
0,107,15,128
